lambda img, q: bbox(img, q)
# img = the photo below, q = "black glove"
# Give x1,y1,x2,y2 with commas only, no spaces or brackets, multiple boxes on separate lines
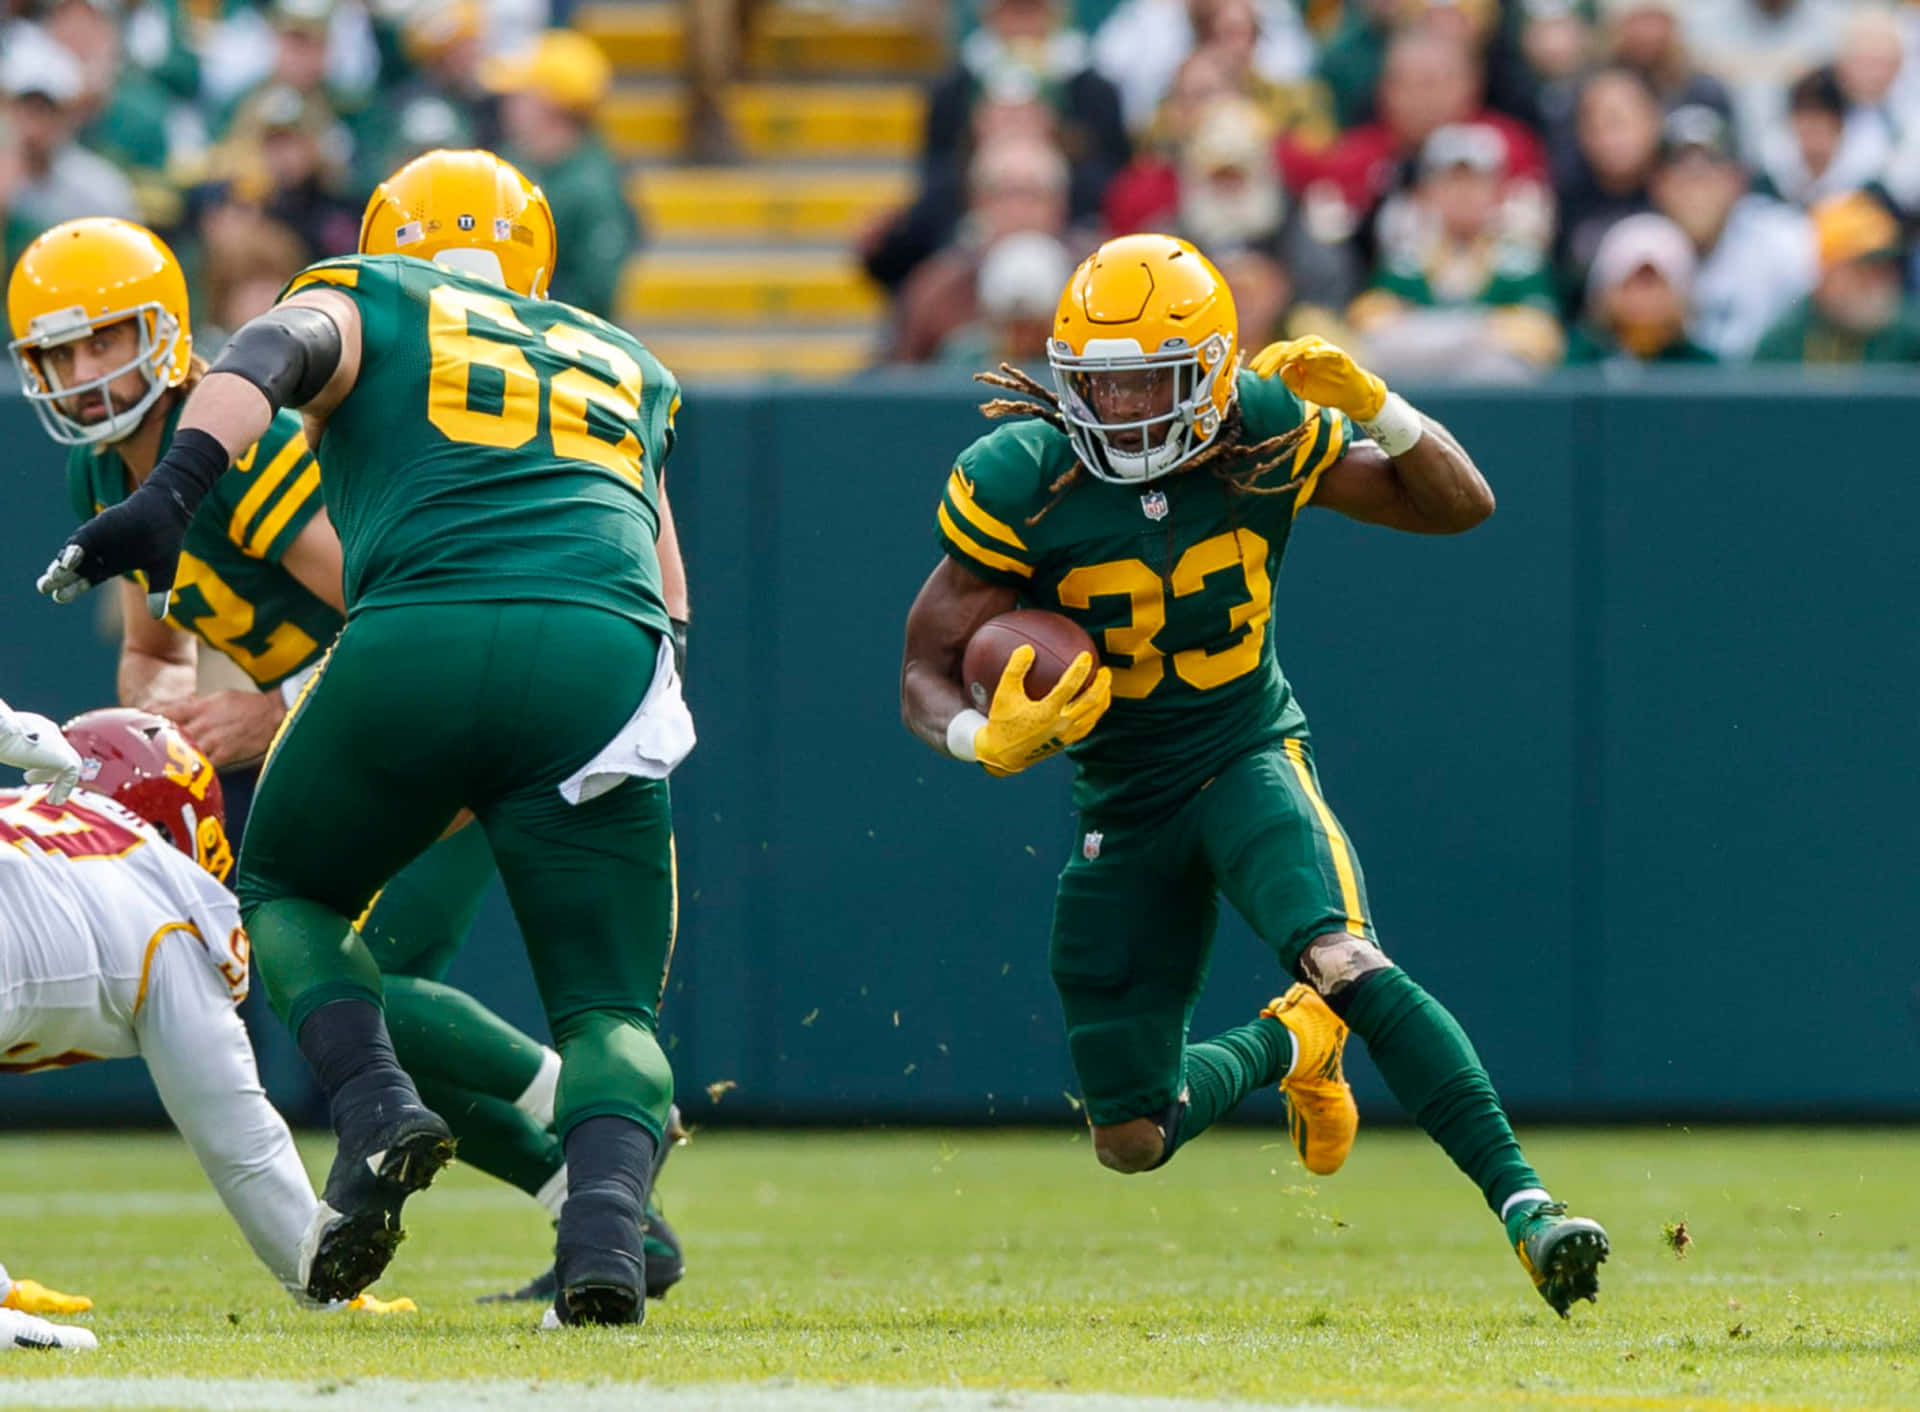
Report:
37,428,229,617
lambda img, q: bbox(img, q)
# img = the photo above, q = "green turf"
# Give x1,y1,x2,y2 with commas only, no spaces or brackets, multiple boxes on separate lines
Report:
1,1126,1915,1410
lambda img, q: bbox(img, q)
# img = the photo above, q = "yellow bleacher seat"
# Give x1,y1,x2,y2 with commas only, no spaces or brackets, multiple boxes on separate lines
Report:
635,331,876,381
633,168,912,242
574,3,682,72
600,83,924,161
621,251,884,324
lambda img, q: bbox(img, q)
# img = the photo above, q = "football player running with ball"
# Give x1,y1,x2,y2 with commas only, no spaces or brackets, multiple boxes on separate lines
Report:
40,150,692,1326
8,217,687,1305
901,234,1609,1315
0,700,412,1329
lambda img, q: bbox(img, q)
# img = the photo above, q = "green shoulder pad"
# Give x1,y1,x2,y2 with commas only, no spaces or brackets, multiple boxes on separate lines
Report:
1235,369,1352,516
935,418,1068,587
221,410,322,562
280,254,381,304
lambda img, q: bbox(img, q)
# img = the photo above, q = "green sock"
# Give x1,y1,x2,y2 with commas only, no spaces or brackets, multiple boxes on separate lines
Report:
384,975,548,1103
248,897,384,1032
417,1077,565,1207
1166,1016,1291,1158
1337,967,1540,1216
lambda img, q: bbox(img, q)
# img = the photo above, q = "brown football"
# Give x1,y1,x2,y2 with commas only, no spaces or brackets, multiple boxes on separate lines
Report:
962,610,1099,710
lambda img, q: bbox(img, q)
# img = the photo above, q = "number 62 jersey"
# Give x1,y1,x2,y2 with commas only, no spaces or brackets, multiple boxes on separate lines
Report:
278,253,678,639
0,788,250,1074
935,370,1352,823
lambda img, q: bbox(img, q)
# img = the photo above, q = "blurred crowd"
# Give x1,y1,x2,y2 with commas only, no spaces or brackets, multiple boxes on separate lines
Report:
866,0,1920,372
0,0,635,333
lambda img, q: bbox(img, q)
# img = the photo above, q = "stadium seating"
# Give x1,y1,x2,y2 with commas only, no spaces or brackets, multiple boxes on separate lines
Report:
583,3,934,380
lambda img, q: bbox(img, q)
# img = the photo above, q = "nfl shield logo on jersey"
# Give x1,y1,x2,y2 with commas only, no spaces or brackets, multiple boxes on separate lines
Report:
1140,490,1169,521
1082,830,1103,861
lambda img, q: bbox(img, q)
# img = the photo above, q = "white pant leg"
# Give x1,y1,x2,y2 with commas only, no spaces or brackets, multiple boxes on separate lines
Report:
132,937,318,1300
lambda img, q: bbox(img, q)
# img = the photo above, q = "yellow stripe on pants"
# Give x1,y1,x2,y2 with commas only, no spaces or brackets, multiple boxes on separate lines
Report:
1282,739,1368,938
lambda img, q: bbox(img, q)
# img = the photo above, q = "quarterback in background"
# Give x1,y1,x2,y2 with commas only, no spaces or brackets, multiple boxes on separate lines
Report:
0,699,411,1332
6,216,688,1307
44,150,692,1328
901,234,1609,1315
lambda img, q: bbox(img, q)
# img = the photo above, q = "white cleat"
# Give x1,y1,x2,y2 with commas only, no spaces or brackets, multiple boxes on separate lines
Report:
1,1307,97,1351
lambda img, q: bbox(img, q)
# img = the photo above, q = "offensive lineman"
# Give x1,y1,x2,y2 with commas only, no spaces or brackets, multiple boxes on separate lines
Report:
42,150,691,1327
901,235,1609,1315
0,699,411,1326
8,216,686,1305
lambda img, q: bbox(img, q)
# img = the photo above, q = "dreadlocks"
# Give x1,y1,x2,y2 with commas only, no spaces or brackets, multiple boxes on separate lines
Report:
973,361,1321,526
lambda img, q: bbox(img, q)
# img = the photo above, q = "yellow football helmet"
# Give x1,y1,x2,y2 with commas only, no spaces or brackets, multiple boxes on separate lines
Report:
1048,234,1239,484
360,148,557,298
7,218,193,447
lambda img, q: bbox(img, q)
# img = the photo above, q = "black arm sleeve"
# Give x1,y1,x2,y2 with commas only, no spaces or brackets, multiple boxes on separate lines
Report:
209,305,344,411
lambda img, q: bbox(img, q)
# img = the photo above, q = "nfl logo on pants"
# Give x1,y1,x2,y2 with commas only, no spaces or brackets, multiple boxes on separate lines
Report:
1082,830,1103,861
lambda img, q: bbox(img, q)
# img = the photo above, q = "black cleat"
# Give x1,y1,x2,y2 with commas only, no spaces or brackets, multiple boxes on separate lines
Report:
482,1196,682,1305
553,1280,643,1327
302,1100,455,1304
480,1264,555,1305
642,1201,684,1298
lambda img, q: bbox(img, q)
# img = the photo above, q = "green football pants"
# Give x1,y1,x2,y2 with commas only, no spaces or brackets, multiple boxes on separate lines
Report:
238,601,677,1140
1050,738,1370,1127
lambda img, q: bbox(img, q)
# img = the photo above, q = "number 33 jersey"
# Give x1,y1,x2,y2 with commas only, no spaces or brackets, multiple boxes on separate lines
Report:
279,254,678,637
936,370,1352,821
0,788,249,1073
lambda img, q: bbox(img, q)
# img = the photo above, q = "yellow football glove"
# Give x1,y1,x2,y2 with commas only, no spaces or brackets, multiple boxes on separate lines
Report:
3,1279,92,1316
345,1293,417,1314
1248,335,1389,422
972,644,1112,778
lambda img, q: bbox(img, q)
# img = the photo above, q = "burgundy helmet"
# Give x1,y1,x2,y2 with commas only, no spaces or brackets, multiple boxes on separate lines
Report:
60,707,232,881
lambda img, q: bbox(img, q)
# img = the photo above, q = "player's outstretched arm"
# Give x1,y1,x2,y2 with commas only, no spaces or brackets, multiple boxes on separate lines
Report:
1310,419,1495,535
902,557,1020,755
1249,335,1494,535
37,290,363,616
0,697,83,802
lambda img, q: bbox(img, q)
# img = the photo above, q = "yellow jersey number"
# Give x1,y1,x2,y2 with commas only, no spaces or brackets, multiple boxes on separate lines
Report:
1056,529,1273,699
425,285,647,488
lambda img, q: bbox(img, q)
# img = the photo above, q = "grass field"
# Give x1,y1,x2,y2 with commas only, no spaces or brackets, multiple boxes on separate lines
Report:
0,1126,1914,1411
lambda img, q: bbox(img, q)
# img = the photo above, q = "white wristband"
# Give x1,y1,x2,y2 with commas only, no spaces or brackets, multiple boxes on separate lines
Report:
279,663,319,709
1359,391,1424,458
945,708,988,762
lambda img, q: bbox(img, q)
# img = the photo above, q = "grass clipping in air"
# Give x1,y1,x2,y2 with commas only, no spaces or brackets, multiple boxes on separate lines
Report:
0,1128,1914,1411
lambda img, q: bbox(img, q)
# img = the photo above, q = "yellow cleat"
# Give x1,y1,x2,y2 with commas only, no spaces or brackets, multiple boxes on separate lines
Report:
1263,984,1359,1176
3,1279,92,1316
346,1293,417,1315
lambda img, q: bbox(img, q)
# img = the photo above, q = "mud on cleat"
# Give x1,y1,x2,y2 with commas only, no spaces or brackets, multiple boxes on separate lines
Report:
301,1101,455,1304
1511,1200,1609,1317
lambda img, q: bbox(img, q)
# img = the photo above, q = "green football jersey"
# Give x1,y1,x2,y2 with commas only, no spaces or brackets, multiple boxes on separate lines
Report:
936,370,1351,820
68,400,340,689
282,254,676,636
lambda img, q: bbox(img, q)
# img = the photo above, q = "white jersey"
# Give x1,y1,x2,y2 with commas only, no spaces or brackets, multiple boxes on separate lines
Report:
0,786,249,1073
